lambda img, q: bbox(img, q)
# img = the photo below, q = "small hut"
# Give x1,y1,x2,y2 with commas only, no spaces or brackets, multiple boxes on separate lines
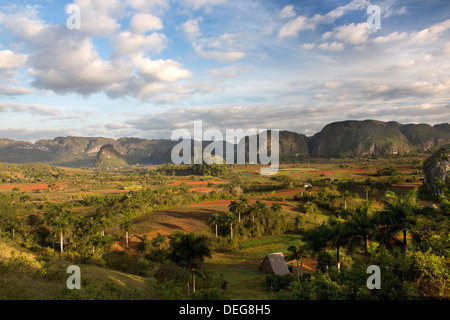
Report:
260,252,290,276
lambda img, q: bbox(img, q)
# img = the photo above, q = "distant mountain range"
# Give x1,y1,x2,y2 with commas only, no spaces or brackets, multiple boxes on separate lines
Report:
1,120,449,168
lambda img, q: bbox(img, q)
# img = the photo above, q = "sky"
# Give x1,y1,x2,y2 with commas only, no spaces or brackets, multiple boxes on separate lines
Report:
0,0,449,142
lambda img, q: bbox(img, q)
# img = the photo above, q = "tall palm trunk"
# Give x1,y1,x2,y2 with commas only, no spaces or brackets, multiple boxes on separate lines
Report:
215,224,218,238
60,231,64,254
337,245,341,272
126,231,129,248
193,272,196,294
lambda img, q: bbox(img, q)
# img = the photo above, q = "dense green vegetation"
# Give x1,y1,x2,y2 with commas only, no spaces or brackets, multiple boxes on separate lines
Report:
0,152,448,300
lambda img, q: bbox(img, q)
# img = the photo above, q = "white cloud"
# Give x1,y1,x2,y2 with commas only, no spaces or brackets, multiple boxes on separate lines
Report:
0,50,27,70
63,0,125,37
323,81,344,90
301,43,316,50
317,41,344,51
0,101,60,116
279,5,296,19
180,18,203,41
130,13,163,33
278,16,312,39
278,0,369,39
408,19,450,45
181,19,246,62
113,31,167,58
132,56,193,82
322,23,369,45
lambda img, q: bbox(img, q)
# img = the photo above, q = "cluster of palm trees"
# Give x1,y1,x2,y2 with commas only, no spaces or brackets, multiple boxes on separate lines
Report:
290,189,420,275
209,197,284,239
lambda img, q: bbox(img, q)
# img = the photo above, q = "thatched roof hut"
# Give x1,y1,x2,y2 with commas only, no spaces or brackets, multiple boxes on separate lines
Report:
260,252,290,276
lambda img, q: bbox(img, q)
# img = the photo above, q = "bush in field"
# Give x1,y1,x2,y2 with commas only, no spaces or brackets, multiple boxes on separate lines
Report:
265,274,295,291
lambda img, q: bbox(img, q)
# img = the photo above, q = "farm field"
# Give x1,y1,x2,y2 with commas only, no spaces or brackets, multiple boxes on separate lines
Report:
0,156,449,300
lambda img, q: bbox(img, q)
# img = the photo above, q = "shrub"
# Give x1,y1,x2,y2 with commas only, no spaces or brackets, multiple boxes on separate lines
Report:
265,274,295,291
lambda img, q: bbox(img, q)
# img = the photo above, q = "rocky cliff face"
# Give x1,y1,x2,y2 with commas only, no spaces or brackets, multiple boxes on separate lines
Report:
423,144,450,196
309,120,450,158
95,144,129,169
0,120,449,167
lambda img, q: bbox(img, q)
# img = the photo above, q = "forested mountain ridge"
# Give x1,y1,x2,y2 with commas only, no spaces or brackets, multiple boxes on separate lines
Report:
0,120,448,167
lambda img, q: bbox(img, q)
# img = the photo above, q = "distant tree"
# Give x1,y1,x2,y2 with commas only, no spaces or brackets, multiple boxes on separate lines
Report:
119,218,133,249
225,213,238,239
304,222,332,272
152,233,167,250
328,217,348,272
209,213,221,238
304,201,319,215
169,230,186,247
344,203,376,264
271,203,283,214
169,233,212,295
52,214,70,254
378,189,419,255
363,186,371,202
6,218,20,240
342,191,352,211
287,240,308,278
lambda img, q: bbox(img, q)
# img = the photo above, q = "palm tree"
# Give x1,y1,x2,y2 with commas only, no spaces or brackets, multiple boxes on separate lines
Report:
247,204,258,228
342,191,351,211
120,218,133,249
209,213,221,238
152,233,167,250
344,203,376,264
304,222,332,272
271,203,283,214
378,189,418,255
96,213,109,237
228,201,239,220
328,217,347,272
52,215,69,254
225,213,238,239
169,233,212,294
287,240,308,278
364,186,371,202
169,230,186,247
6,218,20,240
235,199,247,223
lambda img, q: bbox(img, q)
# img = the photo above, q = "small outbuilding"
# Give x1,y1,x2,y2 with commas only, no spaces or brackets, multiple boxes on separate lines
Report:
260,252,290,276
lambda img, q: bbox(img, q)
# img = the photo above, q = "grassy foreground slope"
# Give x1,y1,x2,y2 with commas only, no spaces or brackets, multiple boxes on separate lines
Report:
0,239,152,300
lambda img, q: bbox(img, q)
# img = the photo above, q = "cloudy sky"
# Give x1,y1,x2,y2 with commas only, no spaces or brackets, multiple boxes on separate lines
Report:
0,0,449,141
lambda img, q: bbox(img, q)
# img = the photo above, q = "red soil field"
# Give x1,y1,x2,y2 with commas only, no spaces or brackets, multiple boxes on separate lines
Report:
391,182,423,188
169,180,226,186
0,182,68,191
